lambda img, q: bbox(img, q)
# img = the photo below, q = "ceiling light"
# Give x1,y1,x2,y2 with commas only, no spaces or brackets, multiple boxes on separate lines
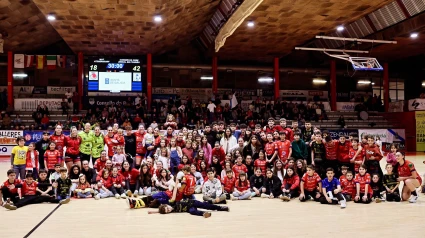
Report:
200,76,213,80
358,80,371,84
336,25,344,32
312,78,327,84
258,77,273,83
247,21,254,27
371,82,375,85
422,82,425,86
13,73,28,77
410,33,418,38
47,14,56,21
154,15,162,22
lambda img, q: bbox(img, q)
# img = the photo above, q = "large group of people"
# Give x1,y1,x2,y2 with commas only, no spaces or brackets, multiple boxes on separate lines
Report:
0,113,423,217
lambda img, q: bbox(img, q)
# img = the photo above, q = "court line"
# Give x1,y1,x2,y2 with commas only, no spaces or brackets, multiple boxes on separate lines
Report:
23,204,62,238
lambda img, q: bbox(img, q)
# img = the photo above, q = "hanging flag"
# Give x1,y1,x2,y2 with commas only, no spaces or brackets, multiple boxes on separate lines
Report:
57,55,66,68
14,54,25,68
36,55,45,69
25,55,34,67
46,55,56,70
230,92,238,109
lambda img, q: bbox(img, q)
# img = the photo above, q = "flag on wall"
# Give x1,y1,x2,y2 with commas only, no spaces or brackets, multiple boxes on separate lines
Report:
36,55,45,69
25,55,34,67
230,93,238,109
57,55,66,68
46,55,56,70
14,54,25,68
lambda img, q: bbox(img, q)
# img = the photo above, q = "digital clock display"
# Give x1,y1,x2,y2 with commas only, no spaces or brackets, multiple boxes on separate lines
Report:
106,63,124,69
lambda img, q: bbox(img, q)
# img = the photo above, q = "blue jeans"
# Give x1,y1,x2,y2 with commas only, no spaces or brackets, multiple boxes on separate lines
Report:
13,164,26,180
233,191,252,200
57,195,70,200
77,191,92,198
188,200,223,216
152,191,170,204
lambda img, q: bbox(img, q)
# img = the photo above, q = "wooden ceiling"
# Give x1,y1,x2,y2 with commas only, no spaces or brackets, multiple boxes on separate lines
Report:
31,0,220,55
0,0,62,52
217,0,394,62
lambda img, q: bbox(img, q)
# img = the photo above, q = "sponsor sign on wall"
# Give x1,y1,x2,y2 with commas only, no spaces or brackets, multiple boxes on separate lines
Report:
279,90,328,99
409,99,425,111
0,130,23,156
14,98,63,111
415,111,425,151
336,102,359,111
47,86,76,95
328,129,358,140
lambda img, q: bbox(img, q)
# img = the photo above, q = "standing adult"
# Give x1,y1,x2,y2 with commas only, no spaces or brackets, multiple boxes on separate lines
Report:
207,100,216,123
124,126,136,159
134,125,146,169
64,127,81,170
65,89,73,103
104,126,118,159
35,131,51,170
72,91,80,114
396,152,422,203
78,123,94,164
50,125,66,167
91,126,105,166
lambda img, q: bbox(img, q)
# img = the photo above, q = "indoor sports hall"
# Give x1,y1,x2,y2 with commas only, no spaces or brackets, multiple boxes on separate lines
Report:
1,0,425,237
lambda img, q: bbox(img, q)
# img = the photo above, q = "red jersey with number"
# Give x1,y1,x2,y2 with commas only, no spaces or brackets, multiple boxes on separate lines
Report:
22,181,38,196
65,136,81,156
337,141,351,163
104,135,117,157
134,131,146,155
354,173,372,195
276,140,291,162
232,164,248,178
1,179,22,194
264,141,277,156
349,147,364,172
183,174,196,196
50,133,65,155
325,141,338,160
398,160,422,184
120,168,140,185
44,150,62,170
254,159,267,176
234,179,250,191
340,176,356,197
301,172,321,192
221,176,236,193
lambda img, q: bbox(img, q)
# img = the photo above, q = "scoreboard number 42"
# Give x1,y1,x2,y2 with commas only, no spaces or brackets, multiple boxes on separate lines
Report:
133,66,141,71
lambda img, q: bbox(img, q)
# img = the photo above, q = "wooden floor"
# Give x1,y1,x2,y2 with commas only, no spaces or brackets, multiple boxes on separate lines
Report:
1,154,425,238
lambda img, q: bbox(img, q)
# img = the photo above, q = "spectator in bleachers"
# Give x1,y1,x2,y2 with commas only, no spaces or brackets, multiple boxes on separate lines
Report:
41,114,50,129
61,98,69,115
65,89,73,103
13,115,23,129
2,113,11,129
72,91,80,114
338,116,346,128
41,104,49,116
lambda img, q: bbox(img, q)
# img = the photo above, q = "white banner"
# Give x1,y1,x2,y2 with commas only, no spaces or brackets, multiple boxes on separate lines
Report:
47,86,76,95
279,90,328,99
358,129,394,143
0,86,34,94
0,130,23,138
0,146,15,156
14,98,63,111
408,99,425,111
0,130,22,156
336,102,359,111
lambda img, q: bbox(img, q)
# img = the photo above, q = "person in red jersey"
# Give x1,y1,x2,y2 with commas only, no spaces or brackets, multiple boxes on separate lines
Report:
264,118,283,134
232,172,251,201
354,165,372,204
340,171,356,201
64,127,81,171
25,142,39,180
104,126,119,160
349,138,365,173
222,169,236,200
324,135,338,175
276,131,292,165
336,136,352,172
134,125,147,169
176,132,186,148
280,166,299,201
44,142,62,178
50,124,66,167
110,167,126,199
182,140,194,164
279,118,294,141
396,152,422,203
0,170,22,206
299,165,322,202
254,150,267,176
232,156,248,178
178,166,195,199
94,150,108,174
264,133,278,169
212,141,226,164
363,136,383,179
120,161,140,196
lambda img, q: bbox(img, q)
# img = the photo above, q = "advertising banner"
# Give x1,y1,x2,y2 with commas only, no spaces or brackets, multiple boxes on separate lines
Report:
84,96,132,108
336,102,358,111
415,111,425,151
328,129,358,140
408,99,425,111
279,90,328,99
23,130,70,145
0,130,23,156
47,86,76,95
14,98,63,111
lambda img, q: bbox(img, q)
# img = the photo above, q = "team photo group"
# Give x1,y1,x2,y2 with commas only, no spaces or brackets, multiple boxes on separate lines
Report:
1,113,422,217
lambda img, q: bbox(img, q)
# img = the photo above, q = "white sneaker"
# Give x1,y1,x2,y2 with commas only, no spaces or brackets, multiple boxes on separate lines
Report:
95,195,100,200
409,195,418,203
121,193,127,199
261,194,269,198
340,200,346,209
115,194,120,199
